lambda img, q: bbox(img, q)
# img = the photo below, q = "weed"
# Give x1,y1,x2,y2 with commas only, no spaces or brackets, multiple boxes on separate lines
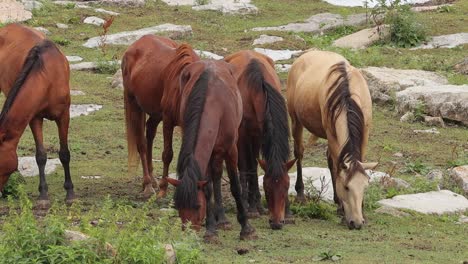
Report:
31,0,57,17
65,3,76,9
98,16,115,56
95,60,120,74
290,201,336,221
1,172,25,198
437,5,454,13
195,0,211,5
402,160,429,175
313,250,342,262
51,36,71,46
385,187,399,198
364,184,384,211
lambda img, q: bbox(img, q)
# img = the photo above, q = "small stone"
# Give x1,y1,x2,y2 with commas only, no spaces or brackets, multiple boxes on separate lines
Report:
450,165,468,194
34,27,50,35
400,112,414,122
165,244,176,264
458,215,468,224
70,90,85,96
294,35,305,43
81,176,102,179
375,206,410,217
253,35,284,46
22,0,43,11
423,116,445,127
426,169,444,182
83,16,105,26
66,56,83,63
195,50,223,60
413,128,440,134
56,23,69,29
454,57,468,75
393,152,404,158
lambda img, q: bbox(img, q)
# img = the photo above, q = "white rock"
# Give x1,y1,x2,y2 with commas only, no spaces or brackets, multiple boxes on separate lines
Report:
413,128,440,134
70,104,103,118
18,157,61,177
21,0,43,11
322,0,431,7
252,13,367,33
0,0,32,23
413,33,468,49
426,169,444,181
253,35,284,46
458,215,468,224
66,56,83,63
81,176,102,179
34,27,51,35
275,64,292,73
411,4,452,12
70,61,121,71
83,24,192,48
253,48,302,62
195,50,223,60
423,116,445,127
399,111,414,122
56,23,69,29
192,2,258,15
111,69,123,89
378,190,468,215
84,16,105,26
94,8,120,16
332,25,389,49
64,230,90,241
396,85,468,125
450,165,468,194
70,90,85,96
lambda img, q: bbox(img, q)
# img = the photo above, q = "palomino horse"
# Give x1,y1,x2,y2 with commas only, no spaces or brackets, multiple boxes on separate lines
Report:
225,50,295,230
166,60,256,241
122,35,199,197
0,24,75,207
286,50,377,230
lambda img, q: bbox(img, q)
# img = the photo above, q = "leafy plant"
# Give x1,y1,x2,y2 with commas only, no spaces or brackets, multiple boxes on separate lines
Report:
402,160,429,175
98,16,115,56
290,201,335,221
51,36,71,46
313,250,342,262
195,0,211,5
2,172,25,198
95,60,120,74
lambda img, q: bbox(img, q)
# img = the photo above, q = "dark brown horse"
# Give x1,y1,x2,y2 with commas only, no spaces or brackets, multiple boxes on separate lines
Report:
225,51,295,230
0,24,74,207
167,60,256,241
122,35,199,197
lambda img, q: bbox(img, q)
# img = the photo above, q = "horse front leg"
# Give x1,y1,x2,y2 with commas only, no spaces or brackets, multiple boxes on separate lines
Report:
291,117,305,203
30,118,50,209
158,117,174,198
211,158,231,230
327,149,343,217
56,113,75,205
145,115,161,188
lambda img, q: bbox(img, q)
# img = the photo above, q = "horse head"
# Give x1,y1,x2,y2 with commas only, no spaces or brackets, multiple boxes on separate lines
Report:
259,159,296,230
336,161,378,230
167,177,208,231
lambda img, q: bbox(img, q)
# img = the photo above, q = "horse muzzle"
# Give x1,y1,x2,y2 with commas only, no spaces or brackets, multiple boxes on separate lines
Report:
347,219,365,230
269,219,285,230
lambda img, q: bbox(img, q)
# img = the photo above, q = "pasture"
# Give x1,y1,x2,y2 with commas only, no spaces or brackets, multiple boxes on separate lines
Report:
0,0,467,263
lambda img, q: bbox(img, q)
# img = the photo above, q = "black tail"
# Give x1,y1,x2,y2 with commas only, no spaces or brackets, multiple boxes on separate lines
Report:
245,59,290,179
174,70,210,210
0,40,56,125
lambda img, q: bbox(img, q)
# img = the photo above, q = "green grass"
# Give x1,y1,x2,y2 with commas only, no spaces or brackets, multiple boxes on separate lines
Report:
1,0,468,263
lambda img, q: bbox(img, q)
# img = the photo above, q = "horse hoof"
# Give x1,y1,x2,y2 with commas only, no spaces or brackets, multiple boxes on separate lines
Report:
65,198,75,206
203,232,220,244
142,186,156,199
247,211,260,219
240,227,257,241
157,190,167,198
295,195,307,204
216,221,232,230
36,199,51,210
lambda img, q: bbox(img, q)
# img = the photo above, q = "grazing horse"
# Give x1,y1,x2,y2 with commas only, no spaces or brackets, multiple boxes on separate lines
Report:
225,50,295,230
286,50,377,230
0,24,75,207
167,60,256,241
122,35,199,197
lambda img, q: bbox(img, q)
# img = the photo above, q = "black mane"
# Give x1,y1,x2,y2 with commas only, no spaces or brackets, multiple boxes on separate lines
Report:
324,62,365,180
245,59,290,179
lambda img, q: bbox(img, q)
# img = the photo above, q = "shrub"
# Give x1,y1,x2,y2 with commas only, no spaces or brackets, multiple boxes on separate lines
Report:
2,172,25,198
290,201,336,221
95,60,120,74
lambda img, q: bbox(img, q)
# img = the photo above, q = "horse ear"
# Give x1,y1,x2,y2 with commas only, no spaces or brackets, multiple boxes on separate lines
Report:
197,181,208,188
285,159,297,171
167,177,181,186
360,162,379,170
258,159,267,171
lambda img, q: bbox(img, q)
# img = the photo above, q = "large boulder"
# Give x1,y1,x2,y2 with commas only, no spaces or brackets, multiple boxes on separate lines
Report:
18,157,61,177
0,0,32,23
413,33,468,49
450,165,468,194
396,85,468,125
332,25,389,49
253,48,302,61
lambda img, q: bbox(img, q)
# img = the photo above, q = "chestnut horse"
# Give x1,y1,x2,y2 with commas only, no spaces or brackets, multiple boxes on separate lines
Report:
122,35,199,197
286,50,377,230
0,24,74,207
225,50,295,230
167,60,256,241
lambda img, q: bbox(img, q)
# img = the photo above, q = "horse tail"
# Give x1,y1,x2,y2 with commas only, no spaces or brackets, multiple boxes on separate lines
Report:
174,70,210,209
245,59,289,178
0,40,55,125
122,54,144,176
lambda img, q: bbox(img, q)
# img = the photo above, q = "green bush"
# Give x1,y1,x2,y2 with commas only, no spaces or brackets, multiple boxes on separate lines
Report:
51,36,71,47
2,172,25,198
290,201,336,221
95,60,120,75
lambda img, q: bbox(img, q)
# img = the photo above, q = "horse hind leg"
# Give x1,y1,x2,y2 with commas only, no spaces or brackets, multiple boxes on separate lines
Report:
158,117,175,198
56,112,75,205
30,118,50,209
145,115,161,187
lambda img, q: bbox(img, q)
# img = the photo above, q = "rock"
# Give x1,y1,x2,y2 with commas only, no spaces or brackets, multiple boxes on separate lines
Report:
81,175,102,179
450,165,468,194
362,67,448,101
56,23,69,29
454,58,468,75
371,174,410,190
375,206,410,217
333,25,389,49
396,85,468,125
458,215,468,224
111,69,123,89
413,33,468,49
426,169,444,182
34,27,51,35
192,2,258,15
165,244,176,264
393,152,404,158
66,56,83,63
392,178,411,189
413,128,440,134
411,4,452,12
367,170,391,183
253,35,284,46
64,230,90,241
18,157,61,177
0,0,32,23
100,0,145,6
423,116,445,127
70,61,121,71
21,0,43,11
195,50,223,60
70,104,103,118
378,190,468,215
275,64,292,73
400,112,414,122
70,90,85,96
253,48,302,62
94,8,120,16
83,24,192,48
252,13,367,34
322,0,431,7
83,16,105,26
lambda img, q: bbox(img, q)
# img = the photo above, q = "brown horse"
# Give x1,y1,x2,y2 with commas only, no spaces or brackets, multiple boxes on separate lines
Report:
286,50,377,230
167,60,256,241
225,50,295,230
122,35,199,197
0,24,74,207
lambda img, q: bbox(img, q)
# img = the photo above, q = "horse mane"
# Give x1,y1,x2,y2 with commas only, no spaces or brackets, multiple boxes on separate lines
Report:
324,61,365,180
245,59,290,179
0,40,55,126
174,69,210,210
